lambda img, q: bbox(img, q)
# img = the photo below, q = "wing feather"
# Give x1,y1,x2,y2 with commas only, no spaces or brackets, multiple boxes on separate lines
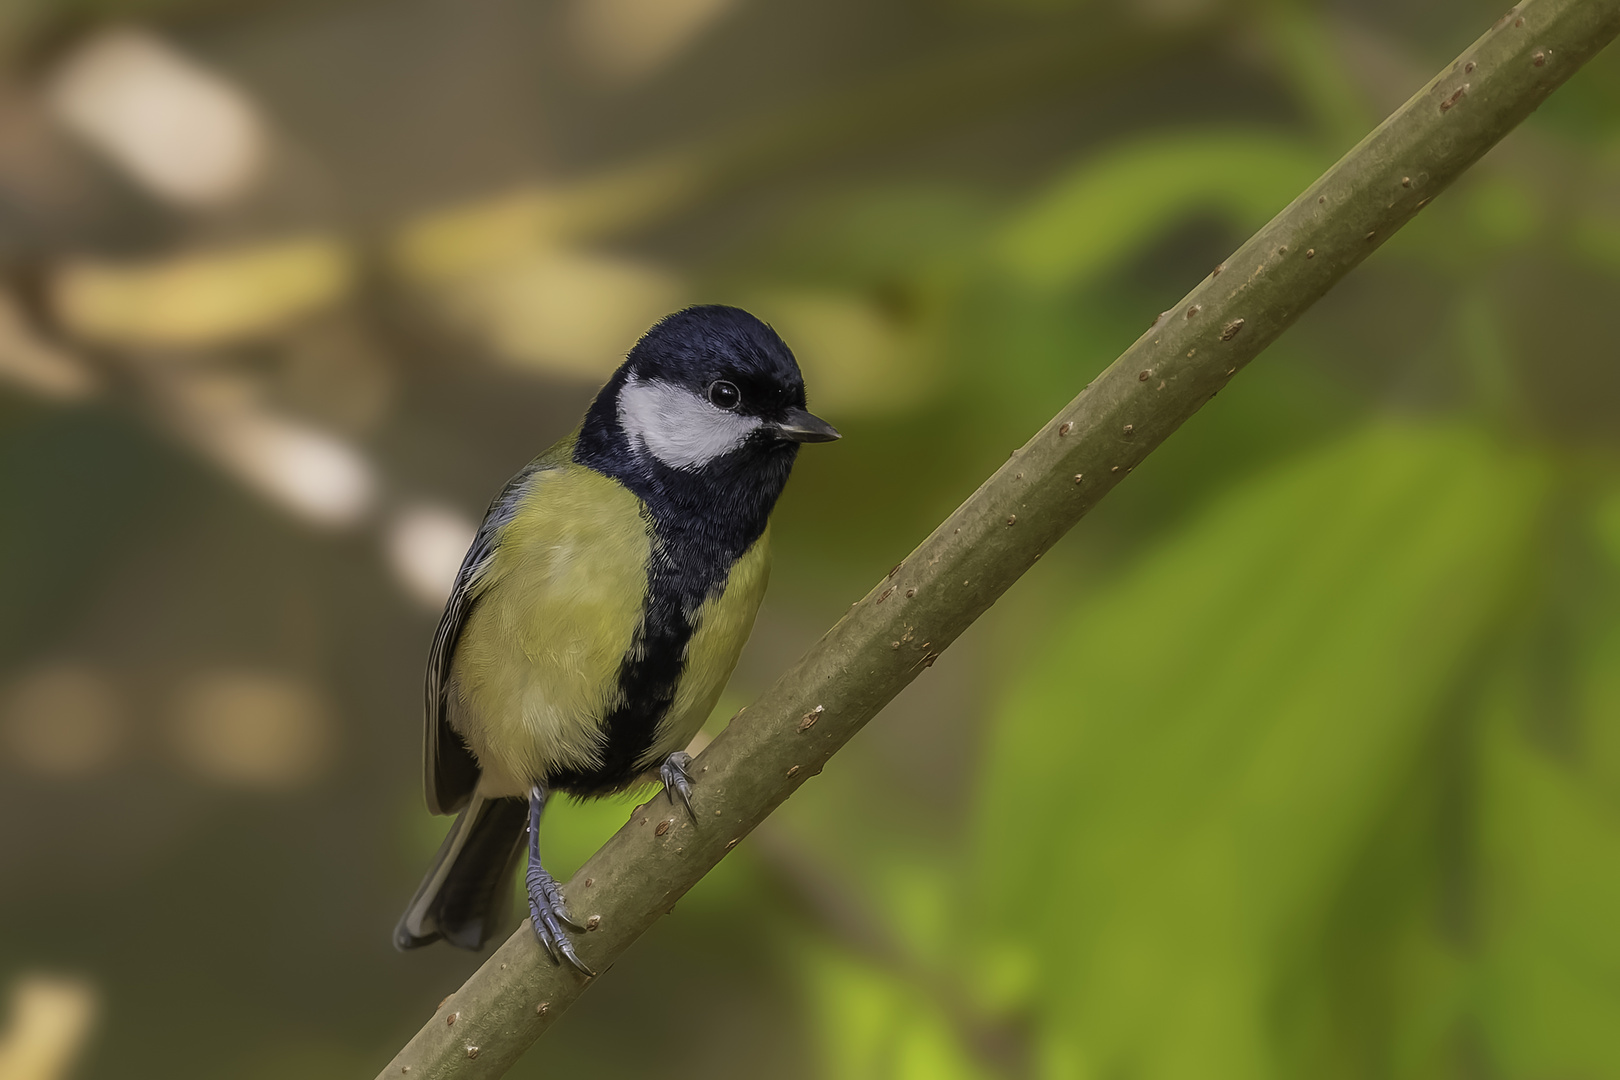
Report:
423,454,557,814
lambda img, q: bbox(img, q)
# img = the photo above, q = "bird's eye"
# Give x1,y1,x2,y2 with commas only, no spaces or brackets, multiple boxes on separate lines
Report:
708,380,741,410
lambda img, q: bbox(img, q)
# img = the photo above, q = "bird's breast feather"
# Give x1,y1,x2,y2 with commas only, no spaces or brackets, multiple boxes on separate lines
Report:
449,466,654,782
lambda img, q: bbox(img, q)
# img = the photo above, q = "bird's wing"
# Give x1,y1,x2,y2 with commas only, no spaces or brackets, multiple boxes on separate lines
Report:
423,454,558,815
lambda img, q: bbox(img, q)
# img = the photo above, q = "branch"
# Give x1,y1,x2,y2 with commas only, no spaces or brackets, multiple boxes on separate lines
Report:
379,2,1620,1075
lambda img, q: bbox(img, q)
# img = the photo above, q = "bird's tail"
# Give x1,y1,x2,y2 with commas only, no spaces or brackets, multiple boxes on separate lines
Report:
394,792,528,951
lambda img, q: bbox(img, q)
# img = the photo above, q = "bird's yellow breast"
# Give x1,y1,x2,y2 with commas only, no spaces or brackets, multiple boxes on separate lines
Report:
445,460,771,796
447,464,652,794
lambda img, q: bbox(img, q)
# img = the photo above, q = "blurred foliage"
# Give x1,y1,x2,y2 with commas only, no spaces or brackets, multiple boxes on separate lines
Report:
998,129,1328,289
2,0,1619,1079
981,425,1545,1078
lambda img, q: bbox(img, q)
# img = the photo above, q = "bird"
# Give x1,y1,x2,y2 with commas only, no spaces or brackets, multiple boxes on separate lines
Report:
394,305,839,973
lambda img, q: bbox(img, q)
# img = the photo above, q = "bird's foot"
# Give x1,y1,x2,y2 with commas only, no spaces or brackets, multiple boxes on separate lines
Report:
526,861,594,977
660,751,696,817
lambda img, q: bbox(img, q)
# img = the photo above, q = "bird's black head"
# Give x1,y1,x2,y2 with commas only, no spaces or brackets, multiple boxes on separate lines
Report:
576,306,838,544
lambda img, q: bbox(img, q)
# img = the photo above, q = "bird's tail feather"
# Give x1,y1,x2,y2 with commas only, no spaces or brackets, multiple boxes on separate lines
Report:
394,792,528,951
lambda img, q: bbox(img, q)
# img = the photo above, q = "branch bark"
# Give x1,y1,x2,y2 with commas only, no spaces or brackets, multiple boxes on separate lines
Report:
379,2,1620,1075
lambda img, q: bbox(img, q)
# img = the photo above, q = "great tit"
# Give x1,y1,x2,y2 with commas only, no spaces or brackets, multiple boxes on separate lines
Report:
394,305,838,972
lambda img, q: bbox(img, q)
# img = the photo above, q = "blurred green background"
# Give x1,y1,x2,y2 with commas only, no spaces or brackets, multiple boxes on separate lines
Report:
1,0,1618,1077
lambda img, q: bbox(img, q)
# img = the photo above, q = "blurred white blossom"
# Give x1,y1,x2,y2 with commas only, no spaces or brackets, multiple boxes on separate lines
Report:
46,28,267,208
386,504,477,610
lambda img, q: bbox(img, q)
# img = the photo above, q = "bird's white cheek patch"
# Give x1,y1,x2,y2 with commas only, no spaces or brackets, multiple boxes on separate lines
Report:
617,376,764,471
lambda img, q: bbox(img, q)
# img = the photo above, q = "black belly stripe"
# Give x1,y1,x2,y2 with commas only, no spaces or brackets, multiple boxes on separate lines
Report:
545,563,700,797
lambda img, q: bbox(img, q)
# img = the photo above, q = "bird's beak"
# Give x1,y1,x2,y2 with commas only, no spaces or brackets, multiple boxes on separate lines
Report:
772,407,841,443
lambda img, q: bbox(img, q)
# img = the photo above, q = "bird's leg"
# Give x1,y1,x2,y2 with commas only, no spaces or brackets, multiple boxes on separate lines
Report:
526,784,594,977
660,750,696,817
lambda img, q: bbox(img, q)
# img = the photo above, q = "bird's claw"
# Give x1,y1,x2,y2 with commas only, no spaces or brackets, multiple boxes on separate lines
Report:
660,751,696,817
526,864,594,977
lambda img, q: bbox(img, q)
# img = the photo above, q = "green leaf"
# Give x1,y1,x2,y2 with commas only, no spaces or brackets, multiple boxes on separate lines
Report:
1474,698,1620,1078
997,129,1326,289
800,946,989,1080
975,423,1545,1079
1469,482,1620,1079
